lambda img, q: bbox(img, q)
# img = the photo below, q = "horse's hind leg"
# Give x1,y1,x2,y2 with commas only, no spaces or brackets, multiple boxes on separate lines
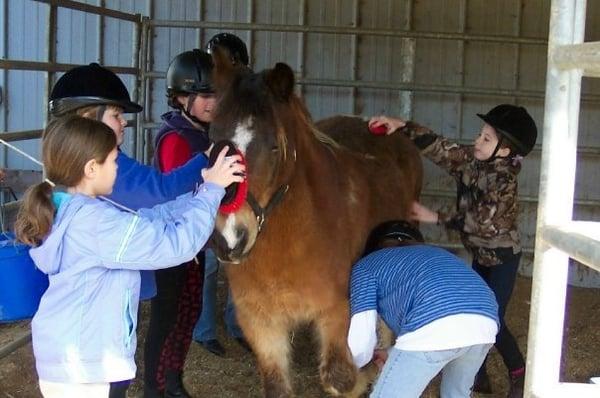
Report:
345,362,379,398
315,304,357,396
239,314,294,398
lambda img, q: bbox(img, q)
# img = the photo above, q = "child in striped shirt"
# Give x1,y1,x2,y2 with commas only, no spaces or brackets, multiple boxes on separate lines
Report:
348,221,498,398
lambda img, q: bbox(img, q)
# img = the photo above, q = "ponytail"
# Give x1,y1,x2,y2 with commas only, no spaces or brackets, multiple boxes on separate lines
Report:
14,181,55,246
15,115,116,246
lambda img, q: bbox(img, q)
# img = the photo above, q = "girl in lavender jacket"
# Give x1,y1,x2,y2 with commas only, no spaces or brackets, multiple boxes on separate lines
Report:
14,115,244,398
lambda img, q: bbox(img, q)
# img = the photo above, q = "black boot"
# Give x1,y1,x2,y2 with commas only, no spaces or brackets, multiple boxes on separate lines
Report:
164,370,192,398
142,385,163,398
507,369,525,398
472,366,492,394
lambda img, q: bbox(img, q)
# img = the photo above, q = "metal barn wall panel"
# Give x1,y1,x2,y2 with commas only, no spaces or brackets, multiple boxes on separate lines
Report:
1,0,145,168
302,0,353,119
56,2,100,64
253,0,299,72
149,0,202,125
4,0,48,170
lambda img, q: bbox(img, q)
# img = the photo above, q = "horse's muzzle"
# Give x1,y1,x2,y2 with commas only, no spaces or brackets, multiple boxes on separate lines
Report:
210,227,250,264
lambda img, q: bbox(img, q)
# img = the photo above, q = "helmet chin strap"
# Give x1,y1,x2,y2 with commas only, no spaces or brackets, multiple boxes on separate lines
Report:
182,93,206,126
485,135,504,162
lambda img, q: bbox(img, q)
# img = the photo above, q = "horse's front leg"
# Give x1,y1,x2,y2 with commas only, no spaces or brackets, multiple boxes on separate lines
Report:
314,301,357,396
237,311,294,398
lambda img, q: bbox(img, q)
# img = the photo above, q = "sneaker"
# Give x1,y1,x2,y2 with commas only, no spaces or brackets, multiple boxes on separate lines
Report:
197,338,226,357
507,368,525,398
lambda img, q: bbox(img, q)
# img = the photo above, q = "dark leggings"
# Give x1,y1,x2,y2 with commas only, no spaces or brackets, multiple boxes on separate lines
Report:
144,254,204,391
473,252,525,372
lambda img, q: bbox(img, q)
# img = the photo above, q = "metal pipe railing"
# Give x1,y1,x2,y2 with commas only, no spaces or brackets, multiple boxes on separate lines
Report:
147,19,548,46
525,0,598,397
541,222,600,273
31,0,140,22
141,69,600,102
0,59,138,75
554,41,600,78
0,331,31,360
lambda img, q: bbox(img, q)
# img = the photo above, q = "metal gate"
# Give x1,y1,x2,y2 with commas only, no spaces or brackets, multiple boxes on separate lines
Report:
525,0,600,396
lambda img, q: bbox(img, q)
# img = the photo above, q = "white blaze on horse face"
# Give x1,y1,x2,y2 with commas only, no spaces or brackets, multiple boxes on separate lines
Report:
222,214,240,249
233,117,255,155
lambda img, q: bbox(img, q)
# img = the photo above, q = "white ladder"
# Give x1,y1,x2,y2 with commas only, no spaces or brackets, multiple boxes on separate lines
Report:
526,0,600,397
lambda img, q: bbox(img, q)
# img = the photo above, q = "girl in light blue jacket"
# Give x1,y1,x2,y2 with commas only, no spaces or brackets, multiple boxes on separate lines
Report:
14,115,245,398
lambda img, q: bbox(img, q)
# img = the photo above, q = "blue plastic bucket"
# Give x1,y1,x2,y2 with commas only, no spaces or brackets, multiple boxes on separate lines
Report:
0,233,49,322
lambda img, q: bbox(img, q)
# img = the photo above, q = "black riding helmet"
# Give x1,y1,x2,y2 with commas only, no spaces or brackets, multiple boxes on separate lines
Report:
166,49,214,104
477,104,537,157
363,220,425,256
205,32,250,67
49,63,142,116
166,49,214,126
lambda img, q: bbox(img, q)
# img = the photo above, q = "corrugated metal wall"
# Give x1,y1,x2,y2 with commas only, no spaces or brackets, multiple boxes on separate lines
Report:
1,0,599,286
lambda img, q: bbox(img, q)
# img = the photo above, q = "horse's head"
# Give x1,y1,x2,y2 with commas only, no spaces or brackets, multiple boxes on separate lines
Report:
209,56,304,264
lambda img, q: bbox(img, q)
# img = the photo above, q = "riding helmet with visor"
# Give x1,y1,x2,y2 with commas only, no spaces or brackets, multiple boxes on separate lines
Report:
477,104,537,157
48,63,142,117
363,220,425,256
205,32,250,67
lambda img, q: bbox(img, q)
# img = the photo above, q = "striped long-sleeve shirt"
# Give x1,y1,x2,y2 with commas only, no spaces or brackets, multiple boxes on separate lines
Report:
348,245,498,367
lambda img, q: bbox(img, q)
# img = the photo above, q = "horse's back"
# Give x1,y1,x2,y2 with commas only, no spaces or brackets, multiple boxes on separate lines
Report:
316,115,423,203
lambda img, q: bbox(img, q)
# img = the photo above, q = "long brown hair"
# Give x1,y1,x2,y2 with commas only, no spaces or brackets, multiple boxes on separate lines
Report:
15,115,116,246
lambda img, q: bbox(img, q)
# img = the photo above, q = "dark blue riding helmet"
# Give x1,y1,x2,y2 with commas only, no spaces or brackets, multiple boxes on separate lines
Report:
363,220,424,256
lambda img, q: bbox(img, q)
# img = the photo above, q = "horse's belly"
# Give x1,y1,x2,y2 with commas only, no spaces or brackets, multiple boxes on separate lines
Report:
226,259,348,324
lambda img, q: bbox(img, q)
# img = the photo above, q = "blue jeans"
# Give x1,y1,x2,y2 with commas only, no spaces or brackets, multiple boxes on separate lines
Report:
193,249,243,341
371,344,492,398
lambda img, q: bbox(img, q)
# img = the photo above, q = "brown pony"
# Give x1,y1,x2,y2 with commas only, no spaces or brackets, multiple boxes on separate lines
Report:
209,60,422,397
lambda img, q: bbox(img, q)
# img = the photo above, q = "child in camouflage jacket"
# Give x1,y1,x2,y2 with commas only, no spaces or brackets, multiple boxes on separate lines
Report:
369,104,537,398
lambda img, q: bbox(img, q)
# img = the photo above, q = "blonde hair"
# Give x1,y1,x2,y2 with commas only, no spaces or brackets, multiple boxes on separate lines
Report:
15,115,116,245
49,104,115,123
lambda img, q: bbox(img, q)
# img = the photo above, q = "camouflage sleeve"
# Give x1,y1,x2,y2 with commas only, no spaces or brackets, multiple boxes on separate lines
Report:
463,170,519,239
436,169,519,241
437,209,463,232
400,122,471,177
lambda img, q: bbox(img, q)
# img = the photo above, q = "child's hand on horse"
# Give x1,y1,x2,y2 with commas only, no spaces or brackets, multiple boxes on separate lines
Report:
202,146,246,188
409,201,439,224
368,115,406,135
372,349,388,370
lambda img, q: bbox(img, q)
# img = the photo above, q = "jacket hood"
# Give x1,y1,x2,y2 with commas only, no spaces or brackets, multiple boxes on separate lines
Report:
161,110,208,133
29,194,85,275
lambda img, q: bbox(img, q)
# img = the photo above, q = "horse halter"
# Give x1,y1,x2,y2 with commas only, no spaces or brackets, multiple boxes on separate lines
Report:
246,184,289,233
245,135,296,233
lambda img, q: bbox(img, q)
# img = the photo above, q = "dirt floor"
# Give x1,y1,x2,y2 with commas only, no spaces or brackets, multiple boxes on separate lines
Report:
1,275,599,398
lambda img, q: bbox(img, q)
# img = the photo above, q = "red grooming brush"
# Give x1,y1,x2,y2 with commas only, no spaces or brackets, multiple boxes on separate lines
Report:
369,124,388,135
219,149,248,214
208,140,249,214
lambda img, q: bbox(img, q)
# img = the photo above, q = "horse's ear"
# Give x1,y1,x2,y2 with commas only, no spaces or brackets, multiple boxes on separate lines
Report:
264,63,295,101
211,46,235,92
